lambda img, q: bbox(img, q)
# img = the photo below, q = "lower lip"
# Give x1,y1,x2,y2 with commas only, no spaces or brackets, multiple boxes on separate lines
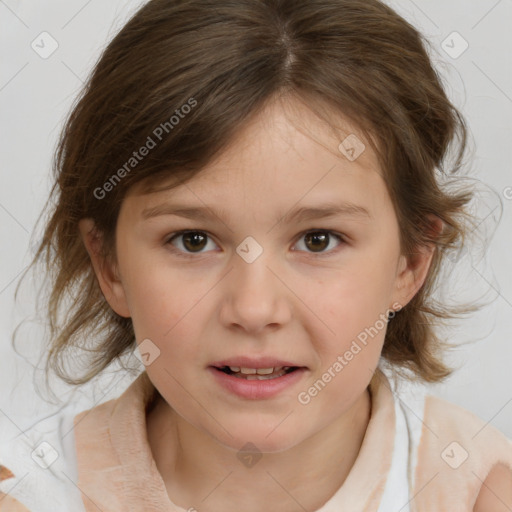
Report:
208,367,307,400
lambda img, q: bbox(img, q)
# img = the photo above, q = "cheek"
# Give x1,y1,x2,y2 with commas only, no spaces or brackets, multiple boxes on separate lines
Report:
314,266,395,331
126,270,212,367
122,264,189,343
298,257,397,365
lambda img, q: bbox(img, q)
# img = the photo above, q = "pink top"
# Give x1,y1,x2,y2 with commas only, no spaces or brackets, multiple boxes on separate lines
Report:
1,368,512,511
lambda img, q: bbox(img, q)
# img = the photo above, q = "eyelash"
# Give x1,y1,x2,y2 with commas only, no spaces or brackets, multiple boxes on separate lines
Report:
164,229,347,259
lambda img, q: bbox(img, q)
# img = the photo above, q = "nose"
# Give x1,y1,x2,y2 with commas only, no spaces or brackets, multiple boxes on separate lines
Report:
218,248,292,335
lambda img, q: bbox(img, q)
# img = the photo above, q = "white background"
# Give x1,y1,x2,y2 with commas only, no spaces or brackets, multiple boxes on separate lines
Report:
0,0,511,439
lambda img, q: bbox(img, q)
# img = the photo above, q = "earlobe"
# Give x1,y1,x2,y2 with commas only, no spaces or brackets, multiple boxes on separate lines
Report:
392,215,443,308
78,218,131,318
393,246,434,307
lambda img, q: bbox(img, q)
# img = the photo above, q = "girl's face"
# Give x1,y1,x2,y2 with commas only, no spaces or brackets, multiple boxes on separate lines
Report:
82,96,433,453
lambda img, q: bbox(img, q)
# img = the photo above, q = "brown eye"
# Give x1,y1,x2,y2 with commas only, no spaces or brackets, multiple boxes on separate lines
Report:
304,232,330,252
294,230,345,255
181,232,207,252
166,231,216,256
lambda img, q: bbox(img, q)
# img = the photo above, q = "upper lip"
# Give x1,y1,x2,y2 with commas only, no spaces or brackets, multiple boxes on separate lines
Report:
210,357,305,369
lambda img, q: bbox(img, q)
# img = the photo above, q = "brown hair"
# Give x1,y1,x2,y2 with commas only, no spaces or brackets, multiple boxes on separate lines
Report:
16,0,481,388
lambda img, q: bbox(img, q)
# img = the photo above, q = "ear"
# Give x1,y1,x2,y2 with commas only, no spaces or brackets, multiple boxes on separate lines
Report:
78,218,131,318
391,215,443,309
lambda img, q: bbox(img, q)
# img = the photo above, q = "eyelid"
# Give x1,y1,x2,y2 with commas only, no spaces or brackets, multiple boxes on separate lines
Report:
164,229,219,259
164,228,347,258
292,229,347,256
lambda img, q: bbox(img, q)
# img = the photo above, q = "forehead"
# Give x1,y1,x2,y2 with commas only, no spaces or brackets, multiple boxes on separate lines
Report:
124,97,390,221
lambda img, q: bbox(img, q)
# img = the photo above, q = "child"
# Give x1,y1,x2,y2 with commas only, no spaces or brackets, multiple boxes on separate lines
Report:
1,0,512,510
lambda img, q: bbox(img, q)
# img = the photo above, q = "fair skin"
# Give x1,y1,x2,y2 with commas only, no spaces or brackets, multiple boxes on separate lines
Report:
473,463,512,511
80,95,446,511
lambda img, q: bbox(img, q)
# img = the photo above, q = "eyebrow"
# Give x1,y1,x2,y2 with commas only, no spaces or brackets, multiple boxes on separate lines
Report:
141,201,372,224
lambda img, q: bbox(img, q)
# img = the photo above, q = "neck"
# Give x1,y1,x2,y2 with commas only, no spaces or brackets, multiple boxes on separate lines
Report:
147,388,371,512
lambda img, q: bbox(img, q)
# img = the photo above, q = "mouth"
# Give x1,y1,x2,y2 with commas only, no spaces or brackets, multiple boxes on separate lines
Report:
213,365,300,380
208,363,308,400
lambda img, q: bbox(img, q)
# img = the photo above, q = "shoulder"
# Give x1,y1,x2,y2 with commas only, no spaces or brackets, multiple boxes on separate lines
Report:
0,401,87,512
420,393,512,462
472,462,512,512
426,395,512,510
404,391,512,511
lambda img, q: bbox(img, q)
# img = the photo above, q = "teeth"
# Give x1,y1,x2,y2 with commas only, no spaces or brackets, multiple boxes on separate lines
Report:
232,367,284,375
239,367,257,374
223,366,296,379
231,368,289,380
255,368,275,375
